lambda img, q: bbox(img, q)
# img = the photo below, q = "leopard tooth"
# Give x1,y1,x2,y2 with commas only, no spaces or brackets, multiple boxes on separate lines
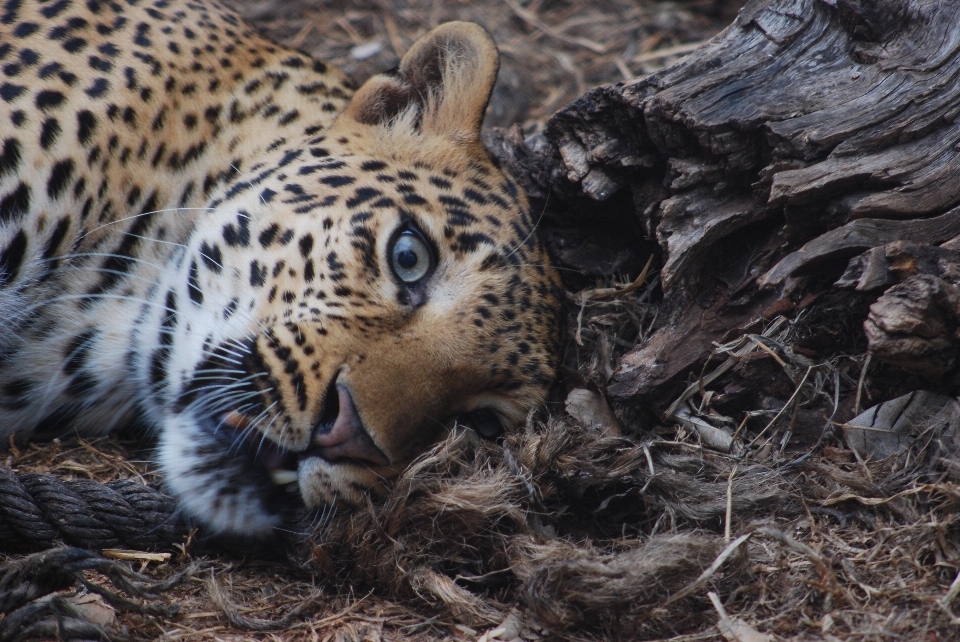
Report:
270,469,299,486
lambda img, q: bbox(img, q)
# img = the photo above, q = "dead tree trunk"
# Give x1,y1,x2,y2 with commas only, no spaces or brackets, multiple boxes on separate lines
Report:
485,0,960,407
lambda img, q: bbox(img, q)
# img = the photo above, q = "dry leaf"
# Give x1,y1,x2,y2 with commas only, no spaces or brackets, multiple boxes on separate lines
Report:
565,388,622,436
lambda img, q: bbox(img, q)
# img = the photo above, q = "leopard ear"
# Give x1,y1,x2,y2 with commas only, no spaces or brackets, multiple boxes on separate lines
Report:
342,22,499,143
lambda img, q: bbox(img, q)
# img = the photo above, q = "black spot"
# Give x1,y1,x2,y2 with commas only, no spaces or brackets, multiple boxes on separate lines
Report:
277,148,302,167
360,160,387,171
0,228,27,285
18,49,37,65
452,231,496,254
151,142,165,167
88,55,111,72
64,330,96,374
199,241,222,273
429,176,451,189
66,371,97,396
39,117,61,149
84,77,109,97
126,185,141,207
76,110,96,145
12,21,37,37
0,138,21,177
222,212,251,247
249,260,267,287
40,0,71,19
36,89,66,109
38,61,61,78
350,212,372,224
0,1,19,26
223,298,238,320
0,182,29,222
258,223,279,248
98,42,118,57
402,192,427,206
479,253,505,271
346,186,381,208
134,22,151,47
63,37,87,53
1,378,32,410
187,259,203,305
46,159,74,199
41,215,70,261
298,234,314,258
10,110,24,126
319,175,355,188
0,82,25,102
149,347,169,393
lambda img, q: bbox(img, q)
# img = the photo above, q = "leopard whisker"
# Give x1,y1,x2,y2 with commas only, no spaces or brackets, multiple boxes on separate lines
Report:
77,207,216,242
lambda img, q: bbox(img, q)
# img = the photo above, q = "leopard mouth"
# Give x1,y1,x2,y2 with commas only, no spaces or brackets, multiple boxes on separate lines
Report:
199,377,389,499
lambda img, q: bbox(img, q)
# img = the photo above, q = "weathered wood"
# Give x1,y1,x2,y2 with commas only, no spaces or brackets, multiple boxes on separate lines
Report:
836,241,960,292
865,275,960,379
486,0,960,404
760,208,960,288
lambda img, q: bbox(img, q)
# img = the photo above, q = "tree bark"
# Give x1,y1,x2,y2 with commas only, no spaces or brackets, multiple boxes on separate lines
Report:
485,0,960,407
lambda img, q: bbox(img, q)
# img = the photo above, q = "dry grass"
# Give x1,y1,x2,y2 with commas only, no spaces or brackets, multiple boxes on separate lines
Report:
7,398,960,640
234,0,739,133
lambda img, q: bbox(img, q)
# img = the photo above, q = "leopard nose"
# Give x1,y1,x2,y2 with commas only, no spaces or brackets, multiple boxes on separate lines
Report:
313,384,390,467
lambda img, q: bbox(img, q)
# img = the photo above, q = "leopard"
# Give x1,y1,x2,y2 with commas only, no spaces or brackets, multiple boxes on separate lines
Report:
0,0,562,537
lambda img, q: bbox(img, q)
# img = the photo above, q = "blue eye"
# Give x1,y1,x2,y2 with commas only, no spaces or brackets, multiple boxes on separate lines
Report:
390,230,432,283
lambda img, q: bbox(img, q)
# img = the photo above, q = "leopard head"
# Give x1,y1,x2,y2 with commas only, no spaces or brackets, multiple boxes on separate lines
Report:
146,23,562,536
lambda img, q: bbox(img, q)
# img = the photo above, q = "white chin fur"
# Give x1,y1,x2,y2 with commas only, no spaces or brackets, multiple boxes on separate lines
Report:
158,416,280,537
298,456,371,508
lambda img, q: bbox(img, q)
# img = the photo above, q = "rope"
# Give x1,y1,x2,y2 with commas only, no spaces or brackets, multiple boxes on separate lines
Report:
0,547,193,637
0,466,185,552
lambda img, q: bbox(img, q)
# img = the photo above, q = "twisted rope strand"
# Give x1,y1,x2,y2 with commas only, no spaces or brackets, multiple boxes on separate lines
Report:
0,467,184,552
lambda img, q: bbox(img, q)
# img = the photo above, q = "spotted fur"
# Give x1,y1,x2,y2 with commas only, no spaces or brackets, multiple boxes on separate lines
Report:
0,0,561,536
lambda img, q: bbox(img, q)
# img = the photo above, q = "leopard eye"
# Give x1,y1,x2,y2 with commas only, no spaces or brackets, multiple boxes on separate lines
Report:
390,229,432,284
461,408,504,440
